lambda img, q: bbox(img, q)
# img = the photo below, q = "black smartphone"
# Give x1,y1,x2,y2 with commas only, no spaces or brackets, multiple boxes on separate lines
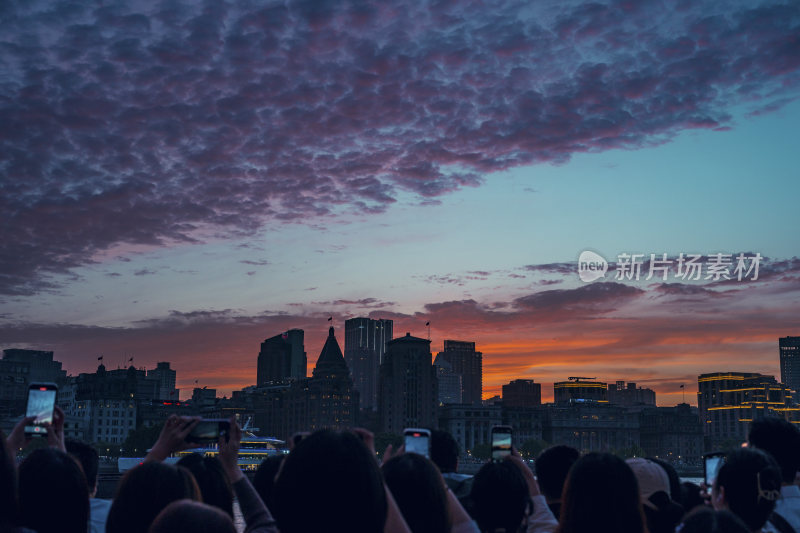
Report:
25,383,58,437
491,425,513,462
186,419,231,444
403,428,431,458
704,452,725,486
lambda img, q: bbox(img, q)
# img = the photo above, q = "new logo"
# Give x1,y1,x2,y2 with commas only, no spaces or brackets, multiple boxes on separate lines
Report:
578,251,608,282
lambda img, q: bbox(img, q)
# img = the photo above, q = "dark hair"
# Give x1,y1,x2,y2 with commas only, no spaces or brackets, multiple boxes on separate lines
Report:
430,429,460,473
714,448,782,531
470,460,530,533
274,430,387,533
253,455,285,511
748,417,800,484
66,439,100,492
148,499,236,533
678,507,749,533
0,430,19,528
176,453,234,517
679,481,705,514
557,452,647,533
107,462,201,533
382,453,450,533
19,447,90,533
648,458,682,503
535,445,580,501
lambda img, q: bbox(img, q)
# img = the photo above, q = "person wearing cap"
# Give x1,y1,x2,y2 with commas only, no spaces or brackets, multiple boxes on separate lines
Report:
626,458,684,533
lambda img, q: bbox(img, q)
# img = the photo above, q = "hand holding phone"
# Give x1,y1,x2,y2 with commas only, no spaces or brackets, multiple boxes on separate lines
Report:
25,383,58,437
403,428,431,458
491,425,513,462
704,452,725,487
185,419,231,444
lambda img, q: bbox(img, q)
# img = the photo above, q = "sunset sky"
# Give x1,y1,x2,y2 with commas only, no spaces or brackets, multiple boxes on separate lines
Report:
1,0,799,405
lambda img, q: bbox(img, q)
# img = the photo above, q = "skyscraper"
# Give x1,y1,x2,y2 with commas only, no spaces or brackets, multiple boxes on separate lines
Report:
343,317,393,411
779,336,800,403
435,340,482,405
147,361,177,400
502,379,541,407
379,333,438,434
257,329,307,385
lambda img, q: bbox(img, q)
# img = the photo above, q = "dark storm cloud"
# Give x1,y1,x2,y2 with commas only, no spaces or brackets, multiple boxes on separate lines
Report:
2,0,799,295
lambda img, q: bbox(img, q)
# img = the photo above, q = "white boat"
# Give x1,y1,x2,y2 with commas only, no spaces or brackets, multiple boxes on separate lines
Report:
118,431,287,473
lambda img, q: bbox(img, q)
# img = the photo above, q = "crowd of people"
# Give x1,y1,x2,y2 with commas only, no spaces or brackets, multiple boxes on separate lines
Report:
1,407,799,533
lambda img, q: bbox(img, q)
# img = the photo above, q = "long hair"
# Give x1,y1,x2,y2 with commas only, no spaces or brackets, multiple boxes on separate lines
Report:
557,453,647,533
107,461,201,533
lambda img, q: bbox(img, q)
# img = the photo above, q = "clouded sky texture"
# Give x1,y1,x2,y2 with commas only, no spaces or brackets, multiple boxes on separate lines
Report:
1,0,799,404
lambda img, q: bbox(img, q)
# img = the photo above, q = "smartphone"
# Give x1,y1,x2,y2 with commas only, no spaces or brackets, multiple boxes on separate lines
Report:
704,452,725,486
404,428,431,458
186,419,231,444
25,383,58,436
491,425,513,462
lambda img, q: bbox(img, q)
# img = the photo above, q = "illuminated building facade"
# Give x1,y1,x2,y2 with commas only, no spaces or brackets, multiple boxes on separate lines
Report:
554,378,608,405
779,336,800,403
697,372,798,450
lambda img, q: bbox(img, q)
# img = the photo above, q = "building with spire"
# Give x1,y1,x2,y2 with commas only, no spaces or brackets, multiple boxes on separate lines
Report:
285,327,358,434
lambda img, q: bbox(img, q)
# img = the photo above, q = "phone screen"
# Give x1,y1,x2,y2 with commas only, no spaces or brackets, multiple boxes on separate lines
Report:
187,419,230,443
404,431,430,458
25,386,57,435
491,427,512,462
705,455,724,486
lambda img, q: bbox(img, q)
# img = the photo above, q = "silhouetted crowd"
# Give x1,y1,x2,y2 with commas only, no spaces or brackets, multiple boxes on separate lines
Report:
2,408,799,533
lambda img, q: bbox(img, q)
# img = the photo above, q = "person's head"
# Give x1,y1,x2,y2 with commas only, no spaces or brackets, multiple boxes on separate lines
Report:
148,499,236,533
18,447,90,533
176,453,234,517
0,430,19,529
647,458,682,503
680,481,705,514
712,448,782,532
107,461,201,533
382,453,450,533
253,455,285,511
627,458,683,533
557,452,646,533
274,430,387,533
747,416,800,484
470,460,530,533
430,429,460,473
66,439,100,496
535,445,580,502
677,507,750,533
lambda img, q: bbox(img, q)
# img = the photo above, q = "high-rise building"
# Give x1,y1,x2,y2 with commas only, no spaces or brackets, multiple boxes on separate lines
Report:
554,378,608,405
697,372,797,450
779,336,800,403
147,362,178,400
2,349,66,384
343,318,392,411
502,379,542,407
434,358,462,404
435,340,482,405
379,333,438,434
607,381,656,407
257,329,307,385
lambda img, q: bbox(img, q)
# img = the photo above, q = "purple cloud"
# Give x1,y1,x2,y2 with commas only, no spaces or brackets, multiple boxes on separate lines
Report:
2,0,799,295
